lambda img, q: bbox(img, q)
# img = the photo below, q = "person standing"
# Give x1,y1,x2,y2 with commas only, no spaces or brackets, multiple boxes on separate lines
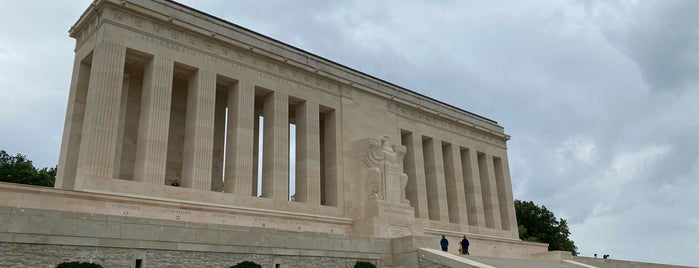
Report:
440,235,449,252
460,236,470,255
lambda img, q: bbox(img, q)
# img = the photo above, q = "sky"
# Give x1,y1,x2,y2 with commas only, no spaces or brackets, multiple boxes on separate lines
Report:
1,0,698,266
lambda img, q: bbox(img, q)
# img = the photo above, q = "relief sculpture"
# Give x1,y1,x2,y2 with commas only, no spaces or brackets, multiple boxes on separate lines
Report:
359,136,410,205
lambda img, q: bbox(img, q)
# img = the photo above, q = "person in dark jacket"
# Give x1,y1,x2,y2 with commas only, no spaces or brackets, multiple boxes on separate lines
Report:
460,236,470,255
440,235,449,251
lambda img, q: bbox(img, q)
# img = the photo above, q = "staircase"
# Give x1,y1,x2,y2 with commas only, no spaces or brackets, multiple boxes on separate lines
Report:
418,248,598,268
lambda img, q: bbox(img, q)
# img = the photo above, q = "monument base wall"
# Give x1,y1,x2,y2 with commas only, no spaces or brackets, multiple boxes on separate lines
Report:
0,183,550,267
0,243,378,268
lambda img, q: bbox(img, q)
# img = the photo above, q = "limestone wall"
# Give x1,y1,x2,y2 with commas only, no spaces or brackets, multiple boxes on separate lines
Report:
54,0,522,252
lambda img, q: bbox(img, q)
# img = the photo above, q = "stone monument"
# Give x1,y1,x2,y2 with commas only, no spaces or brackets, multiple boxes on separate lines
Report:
0,0,557,267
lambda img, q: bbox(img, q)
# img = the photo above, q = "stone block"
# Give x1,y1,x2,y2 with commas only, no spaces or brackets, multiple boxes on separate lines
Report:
120,223,163,241
48,235,99,246
194,228,223,244
107,215,149,224
1,214,28,233
12,233,50,244
12,207,62,217
0,232,15,242
139,240,178,250
98,237,140,248
0,206,12,214
74,219,118,238
61,211,108,221
159,226,196,243
146,218,185,227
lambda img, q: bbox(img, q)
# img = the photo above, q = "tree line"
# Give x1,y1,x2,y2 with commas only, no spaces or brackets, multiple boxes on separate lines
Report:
0,150,56,187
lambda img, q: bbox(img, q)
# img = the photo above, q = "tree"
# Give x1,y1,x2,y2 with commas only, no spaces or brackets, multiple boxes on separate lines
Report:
515,199,578,255
0,150,55,187
55,261,103,268
354,261,376,268
229,261,262,268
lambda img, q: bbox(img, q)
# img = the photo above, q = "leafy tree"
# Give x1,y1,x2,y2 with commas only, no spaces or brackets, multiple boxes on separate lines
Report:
0,150,55,187
230,261,261,268
515,200,578,255
55,261,103,268
354,261,376,268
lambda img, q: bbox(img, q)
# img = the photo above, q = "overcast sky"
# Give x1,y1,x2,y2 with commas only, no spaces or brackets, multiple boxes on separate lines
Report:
1,0,698,266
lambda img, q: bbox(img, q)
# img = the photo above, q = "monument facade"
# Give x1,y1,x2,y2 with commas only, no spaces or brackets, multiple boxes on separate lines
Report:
0,0,550,267
55,0,518,241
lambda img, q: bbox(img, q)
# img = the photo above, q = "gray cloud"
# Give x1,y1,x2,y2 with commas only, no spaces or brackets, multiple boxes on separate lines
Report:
588,0,699,92
0,0,697,266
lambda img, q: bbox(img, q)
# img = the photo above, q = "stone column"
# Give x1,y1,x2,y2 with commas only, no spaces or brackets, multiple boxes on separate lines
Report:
423,138,449,222
112,74,130,180
486,154,503,229
181,69,216,190
478,152,502,229
223,80,255,196
403,132,429,219
56,57,91,189
463,149,486,227
295,101,321,204
495,156,518,232
133,56,174,185
321,109,340,206
443,144,468,225
75,41,126,189
262,92,289,200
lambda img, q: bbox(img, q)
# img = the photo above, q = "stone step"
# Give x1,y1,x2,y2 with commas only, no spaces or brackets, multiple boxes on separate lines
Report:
419,248,597,268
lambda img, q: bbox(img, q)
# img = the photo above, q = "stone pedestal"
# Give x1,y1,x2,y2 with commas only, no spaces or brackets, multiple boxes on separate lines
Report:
352,136,420,238
352,199,422,238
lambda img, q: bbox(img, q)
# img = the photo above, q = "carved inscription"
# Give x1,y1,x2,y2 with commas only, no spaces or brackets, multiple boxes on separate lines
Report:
163,208,191,215
388,102,507,147
103,6,342,99
110,203,141,216
75,16,100,48
211,213,236,220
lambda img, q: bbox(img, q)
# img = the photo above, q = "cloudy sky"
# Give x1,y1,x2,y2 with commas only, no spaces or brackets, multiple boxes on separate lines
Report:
1,0,698,266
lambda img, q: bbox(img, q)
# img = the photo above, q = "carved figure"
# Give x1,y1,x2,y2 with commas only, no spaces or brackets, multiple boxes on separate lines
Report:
360,136,410,205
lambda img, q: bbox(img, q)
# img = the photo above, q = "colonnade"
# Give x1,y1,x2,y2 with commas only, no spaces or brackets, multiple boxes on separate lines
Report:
56,41,339,206
401,130,517,230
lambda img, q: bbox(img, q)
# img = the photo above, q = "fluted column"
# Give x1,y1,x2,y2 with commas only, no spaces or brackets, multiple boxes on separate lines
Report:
443,144,468,224
321,109,340,206
56,57,91,189
133,56,174,185
463,148,486,227
181,69,216,190
295,101,321,204
75,41,126,189
223,80,255,196
403,132,429,219
262,92,289,200
486,154,503,229
495,156,517,232
423,138,449,222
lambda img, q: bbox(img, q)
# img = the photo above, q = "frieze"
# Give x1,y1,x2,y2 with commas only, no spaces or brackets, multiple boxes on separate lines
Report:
74,14,101,49
101,5,342,100
388,102,507,148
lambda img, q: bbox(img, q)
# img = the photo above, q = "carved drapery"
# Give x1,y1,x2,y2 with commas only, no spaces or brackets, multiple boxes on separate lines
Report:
359,136,410,205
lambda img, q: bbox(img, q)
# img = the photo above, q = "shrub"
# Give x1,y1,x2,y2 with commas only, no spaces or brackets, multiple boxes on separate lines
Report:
354,261,376,268
230,261,262,268
55,261,103,268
